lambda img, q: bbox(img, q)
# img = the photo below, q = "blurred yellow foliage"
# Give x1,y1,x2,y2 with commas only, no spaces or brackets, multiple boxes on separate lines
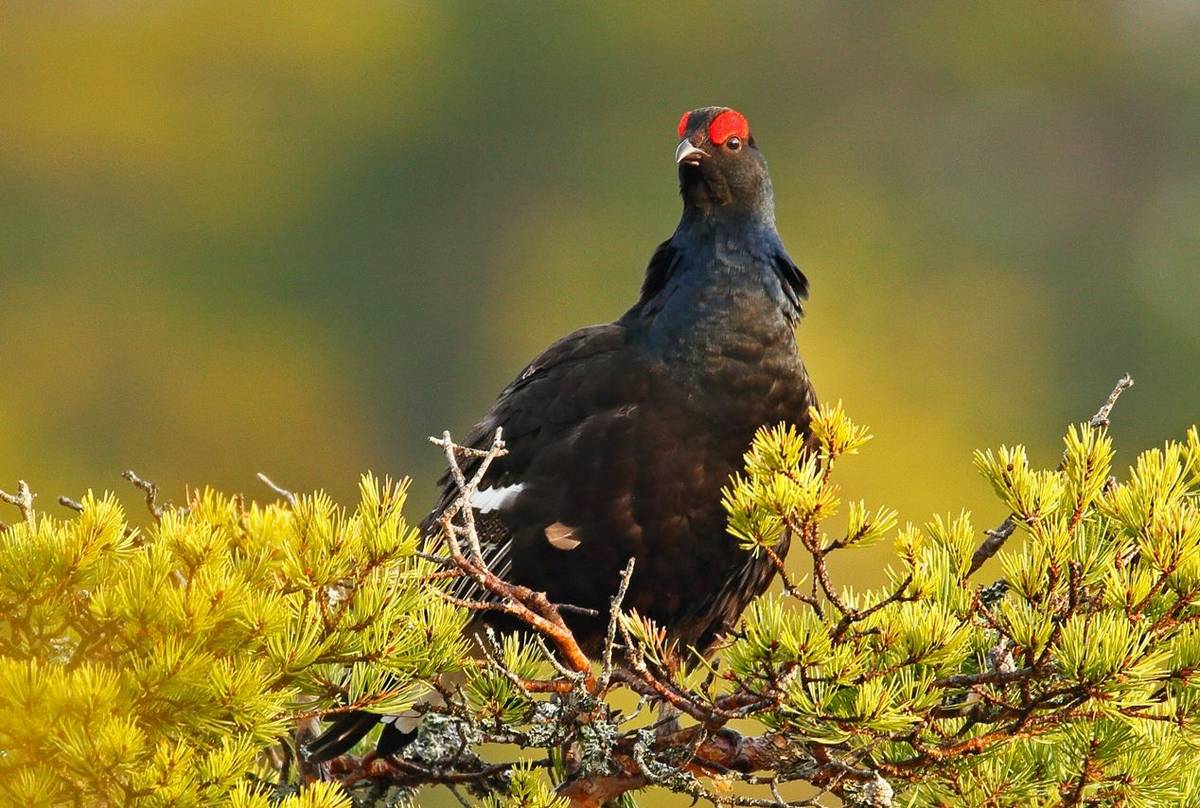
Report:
0,476,468,806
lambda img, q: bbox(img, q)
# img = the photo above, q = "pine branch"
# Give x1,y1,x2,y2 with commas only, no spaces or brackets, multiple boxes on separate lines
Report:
968,372,1134,576
7,377,1199,808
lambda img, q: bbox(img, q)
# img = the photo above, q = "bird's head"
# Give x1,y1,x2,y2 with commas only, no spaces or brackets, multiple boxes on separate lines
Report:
675,106,773,223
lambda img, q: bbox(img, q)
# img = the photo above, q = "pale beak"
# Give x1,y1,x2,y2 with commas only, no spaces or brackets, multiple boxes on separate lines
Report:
675,139,707,167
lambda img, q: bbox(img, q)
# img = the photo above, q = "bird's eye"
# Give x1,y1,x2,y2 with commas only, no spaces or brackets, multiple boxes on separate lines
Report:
725,137,742,151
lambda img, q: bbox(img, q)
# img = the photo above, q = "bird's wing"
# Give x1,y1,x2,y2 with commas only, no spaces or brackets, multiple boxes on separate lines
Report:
420,323,631,601
771,248,809,318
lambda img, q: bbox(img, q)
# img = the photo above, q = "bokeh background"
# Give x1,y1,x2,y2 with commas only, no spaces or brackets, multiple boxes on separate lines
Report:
1,5,1197,791
9,1,1199,511
5,1,1200,574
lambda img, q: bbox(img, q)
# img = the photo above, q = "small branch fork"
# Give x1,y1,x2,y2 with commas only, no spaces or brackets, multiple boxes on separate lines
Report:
0,480,36,528
598,557,636,690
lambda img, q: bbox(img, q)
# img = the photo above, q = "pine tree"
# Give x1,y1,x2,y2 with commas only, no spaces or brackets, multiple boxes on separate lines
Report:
4,376,1200,807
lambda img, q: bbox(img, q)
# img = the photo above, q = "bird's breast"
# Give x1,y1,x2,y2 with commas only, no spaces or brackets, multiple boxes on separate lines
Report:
662,297,804,417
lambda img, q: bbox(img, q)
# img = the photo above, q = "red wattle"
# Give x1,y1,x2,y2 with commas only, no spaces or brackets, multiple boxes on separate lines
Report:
708,109,749,145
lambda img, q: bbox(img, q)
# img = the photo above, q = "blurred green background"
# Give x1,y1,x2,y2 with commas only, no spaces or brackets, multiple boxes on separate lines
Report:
2,1,1197,803
4,2,1198,565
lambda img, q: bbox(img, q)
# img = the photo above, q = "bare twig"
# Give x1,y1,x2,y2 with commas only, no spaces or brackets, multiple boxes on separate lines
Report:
534,635,586,682
0,480,37,528
446,785,473,808
431,428,507,564
415,549,456,565
475,627,534,696
1089,373,1134,429
611,664,717,726
58,495,85,513
556,603,603,618
966,515,1016,577
599,557,636,689
808,533,855,617
474,627,586,694
122,470,164,520
430,430,596,688
256,472,297,508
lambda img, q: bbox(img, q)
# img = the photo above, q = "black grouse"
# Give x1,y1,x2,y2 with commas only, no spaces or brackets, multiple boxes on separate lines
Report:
307,106,816,762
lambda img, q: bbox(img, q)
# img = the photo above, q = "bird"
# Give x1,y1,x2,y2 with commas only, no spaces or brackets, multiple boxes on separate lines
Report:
306,106,816,762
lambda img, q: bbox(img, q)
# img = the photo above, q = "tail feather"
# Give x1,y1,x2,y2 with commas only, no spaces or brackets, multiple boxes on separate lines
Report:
305,675,458,763
376,720,418,757
303,710,380,763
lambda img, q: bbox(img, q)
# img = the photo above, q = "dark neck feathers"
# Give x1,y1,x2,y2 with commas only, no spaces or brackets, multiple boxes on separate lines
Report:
625,214,808,327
